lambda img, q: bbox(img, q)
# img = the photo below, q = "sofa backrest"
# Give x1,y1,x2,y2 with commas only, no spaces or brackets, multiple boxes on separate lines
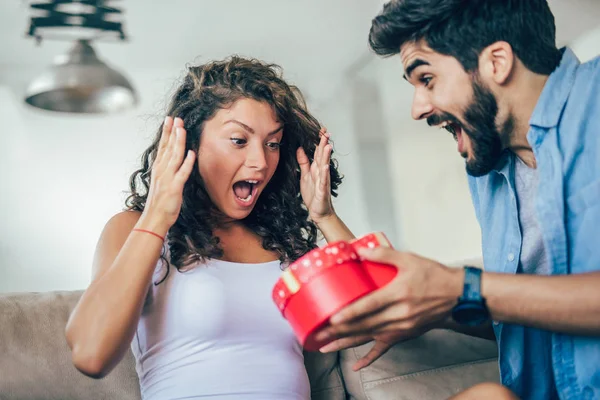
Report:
0,291,346,400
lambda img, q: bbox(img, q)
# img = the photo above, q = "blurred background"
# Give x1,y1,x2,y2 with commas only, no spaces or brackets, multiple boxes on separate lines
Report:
1,0,599,293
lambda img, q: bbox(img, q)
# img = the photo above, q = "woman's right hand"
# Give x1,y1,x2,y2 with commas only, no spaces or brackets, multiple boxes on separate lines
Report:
140,117,196,235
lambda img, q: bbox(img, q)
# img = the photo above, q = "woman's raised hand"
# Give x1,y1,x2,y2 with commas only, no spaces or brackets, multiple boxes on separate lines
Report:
141,117,196,234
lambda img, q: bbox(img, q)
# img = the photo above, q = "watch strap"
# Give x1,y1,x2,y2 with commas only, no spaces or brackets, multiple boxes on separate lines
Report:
461,266,482,302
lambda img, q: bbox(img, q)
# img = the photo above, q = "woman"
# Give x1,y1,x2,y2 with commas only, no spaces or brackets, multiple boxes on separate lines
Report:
65,56,354,399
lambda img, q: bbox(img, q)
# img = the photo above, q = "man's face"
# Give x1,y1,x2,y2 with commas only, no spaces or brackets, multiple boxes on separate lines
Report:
400,41,509,177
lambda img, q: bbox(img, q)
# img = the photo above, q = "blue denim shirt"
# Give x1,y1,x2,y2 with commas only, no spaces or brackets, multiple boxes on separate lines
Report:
468,48,600,400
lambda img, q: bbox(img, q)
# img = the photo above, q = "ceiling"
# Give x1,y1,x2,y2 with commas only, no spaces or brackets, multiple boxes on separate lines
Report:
0,1,382,81
1,0,599,93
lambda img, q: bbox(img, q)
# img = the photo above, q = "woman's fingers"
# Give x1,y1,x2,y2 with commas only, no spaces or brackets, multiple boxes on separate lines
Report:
314,127,327,167
321,142,332,169
320,163,330,194
167,125,187,172
175,150,196,185
311,131,326,182
160,118,177,164
153,116,173,170
157,117,173,152
297,147,311,180
316,130,332,187
158,118,182,172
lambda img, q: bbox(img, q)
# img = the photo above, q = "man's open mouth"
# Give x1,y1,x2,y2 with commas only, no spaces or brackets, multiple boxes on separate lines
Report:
439,120,462,141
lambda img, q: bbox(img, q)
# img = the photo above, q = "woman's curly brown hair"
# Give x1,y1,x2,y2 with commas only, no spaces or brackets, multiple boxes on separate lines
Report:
125,56,343,279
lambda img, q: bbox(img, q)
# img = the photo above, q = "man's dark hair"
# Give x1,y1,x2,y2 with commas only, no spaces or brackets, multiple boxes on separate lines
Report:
369,0,562,75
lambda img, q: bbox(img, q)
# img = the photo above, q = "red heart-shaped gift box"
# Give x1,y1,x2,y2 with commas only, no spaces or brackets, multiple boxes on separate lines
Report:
272,232,397,351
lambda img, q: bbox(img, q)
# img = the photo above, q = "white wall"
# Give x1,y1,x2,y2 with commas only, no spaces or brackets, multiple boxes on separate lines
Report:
0,65,371,293
1,24,599,294
572,25,600,63
0,67,167,292
353,57,484,264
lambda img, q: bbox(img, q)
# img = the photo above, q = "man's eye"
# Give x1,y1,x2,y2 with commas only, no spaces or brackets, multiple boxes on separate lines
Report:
231,138,246,146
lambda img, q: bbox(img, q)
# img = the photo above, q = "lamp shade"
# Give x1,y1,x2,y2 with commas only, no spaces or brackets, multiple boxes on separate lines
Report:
25,39,137,114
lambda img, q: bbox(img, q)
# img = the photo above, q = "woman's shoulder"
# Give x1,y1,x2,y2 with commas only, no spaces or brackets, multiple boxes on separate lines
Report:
108,210,142,226
104,210,143,235
95,211,144,254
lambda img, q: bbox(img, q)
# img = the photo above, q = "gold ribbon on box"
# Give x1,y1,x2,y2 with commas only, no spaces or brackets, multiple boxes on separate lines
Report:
281,269,300,295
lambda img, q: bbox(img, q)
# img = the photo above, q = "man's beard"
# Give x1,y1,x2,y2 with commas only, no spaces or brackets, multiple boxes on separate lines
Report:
427,78,511,177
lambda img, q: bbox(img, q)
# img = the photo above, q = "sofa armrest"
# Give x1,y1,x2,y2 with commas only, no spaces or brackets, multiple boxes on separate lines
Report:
0,291,140,400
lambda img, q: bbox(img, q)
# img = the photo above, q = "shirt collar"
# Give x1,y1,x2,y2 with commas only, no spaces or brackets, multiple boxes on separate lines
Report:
492,149,513,177
529,47,580,129
489,48,579,174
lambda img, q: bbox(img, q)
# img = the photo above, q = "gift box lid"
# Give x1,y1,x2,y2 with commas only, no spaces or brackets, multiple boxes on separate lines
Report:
272,240,358,312
272,232,393,313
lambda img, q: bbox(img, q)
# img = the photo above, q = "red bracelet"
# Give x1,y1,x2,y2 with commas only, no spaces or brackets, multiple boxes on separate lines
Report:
132,228,165,242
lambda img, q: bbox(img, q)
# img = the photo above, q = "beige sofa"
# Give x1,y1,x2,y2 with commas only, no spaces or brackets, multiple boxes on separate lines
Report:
0,290,499,399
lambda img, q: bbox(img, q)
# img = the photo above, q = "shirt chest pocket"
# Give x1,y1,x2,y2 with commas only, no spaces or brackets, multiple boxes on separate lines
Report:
566,180,600,272
567,179,600,214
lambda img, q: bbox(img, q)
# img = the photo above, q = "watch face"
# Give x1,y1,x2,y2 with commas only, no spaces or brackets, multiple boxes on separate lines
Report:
452,301,490,326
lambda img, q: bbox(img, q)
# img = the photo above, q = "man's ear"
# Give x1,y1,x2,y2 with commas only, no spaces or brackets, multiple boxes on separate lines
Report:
478,41,515,85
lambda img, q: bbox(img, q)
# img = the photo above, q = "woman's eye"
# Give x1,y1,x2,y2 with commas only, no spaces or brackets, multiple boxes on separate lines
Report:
420,76,432,87
267,142,281,150
231,138,246,146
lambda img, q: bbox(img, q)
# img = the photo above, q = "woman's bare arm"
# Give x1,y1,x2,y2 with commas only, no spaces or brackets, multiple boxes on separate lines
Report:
65,117,196,378
65,211,166,378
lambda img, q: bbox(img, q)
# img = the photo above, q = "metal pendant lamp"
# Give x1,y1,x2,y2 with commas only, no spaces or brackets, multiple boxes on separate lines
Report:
24,0,137,114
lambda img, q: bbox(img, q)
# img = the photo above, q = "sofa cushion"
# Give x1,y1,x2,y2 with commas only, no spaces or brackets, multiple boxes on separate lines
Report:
340,329,499,399
304,350,346,400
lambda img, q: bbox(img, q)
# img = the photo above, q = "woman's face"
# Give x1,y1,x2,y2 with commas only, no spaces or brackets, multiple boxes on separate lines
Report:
197,98,283,220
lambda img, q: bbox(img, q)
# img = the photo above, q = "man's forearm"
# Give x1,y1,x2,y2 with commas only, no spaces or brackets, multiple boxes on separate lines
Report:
481,271,600,336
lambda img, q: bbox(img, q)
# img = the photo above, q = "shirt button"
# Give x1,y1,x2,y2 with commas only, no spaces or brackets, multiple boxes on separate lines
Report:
507,253,515,262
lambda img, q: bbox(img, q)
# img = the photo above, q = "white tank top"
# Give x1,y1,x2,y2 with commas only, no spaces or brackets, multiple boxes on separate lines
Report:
131,257,310,400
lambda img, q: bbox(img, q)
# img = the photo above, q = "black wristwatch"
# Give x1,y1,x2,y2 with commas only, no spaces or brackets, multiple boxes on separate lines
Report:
451,266,490,326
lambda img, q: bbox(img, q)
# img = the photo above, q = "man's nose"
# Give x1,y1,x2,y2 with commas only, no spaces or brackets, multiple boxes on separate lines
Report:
411,89,434,121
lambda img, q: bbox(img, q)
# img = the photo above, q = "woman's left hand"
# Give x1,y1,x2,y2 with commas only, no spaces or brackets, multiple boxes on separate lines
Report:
297,127,334,224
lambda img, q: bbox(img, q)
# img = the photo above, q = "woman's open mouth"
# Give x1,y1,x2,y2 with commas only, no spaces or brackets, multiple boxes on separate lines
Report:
232,179,260,207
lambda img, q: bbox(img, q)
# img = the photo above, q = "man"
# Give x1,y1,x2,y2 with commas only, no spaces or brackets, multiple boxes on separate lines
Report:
316,1,600,399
